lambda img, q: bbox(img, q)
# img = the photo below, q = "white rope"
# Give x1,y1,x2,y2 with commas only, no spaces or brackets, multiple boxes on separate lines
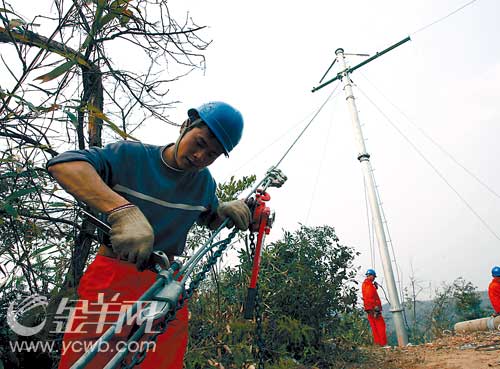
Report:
224,82,340,183
359,71,500,202
272,83,340,170
354,83,500,242
369,167,406,303
363,176,376,269
304,98,337,224
411,0,479,35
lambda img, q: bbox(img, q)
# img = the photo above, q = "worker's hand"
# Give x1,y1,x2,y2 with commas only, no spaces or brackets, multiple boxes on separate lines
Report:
107,204,154,271
217,200,251,231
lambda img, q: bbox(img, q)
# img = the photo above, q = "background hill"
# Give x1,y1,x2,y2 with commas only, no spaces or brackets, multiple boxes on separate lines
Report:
382,290,494,345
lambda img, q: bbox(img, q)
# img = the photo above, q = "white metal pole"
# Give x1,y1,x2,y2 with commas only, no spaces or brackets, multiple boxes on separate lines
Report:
335,48,408,346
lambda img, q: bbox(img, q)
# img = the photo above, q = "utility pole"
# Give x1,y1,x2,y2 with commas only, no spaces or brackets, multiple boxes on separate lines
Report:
312,37,411,346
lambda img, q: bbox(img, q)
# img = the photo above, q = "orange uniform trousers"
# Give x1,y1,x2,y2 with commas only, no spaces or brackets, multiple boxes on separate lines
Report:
367,313,387,346
57,255,188,369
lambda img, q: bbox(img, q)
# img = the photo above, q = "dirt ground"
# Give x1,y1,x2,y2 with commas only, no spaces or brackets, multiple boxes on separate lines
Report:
353,332,500,369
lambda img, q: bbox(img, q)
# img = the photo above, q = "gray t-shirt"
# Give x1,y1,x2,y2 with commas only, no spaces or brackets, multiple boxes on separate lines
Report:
47,141,218,255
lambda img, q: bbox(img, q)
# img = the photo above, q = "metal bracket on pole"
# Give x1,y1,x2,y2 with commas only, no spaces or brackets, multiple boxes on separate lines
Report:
390,308,405,313
311,36,411,93
357,153,371,161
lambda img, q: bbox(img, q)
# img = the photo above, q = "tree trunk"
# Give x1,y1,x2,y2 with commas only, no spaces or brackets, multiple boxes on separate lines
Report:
64,65,104,289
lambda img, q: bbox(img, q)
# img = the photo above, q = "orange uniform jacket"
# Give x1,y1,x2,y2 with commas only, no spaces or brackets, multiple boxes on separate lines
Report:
362,278,382,312
489,278,500,313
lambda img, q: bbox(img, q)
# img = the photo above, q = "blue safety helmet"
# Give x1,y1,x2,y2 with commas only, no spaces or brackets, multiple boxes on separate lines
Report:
188,101,244,156
492,266,500,277
365,269,377,277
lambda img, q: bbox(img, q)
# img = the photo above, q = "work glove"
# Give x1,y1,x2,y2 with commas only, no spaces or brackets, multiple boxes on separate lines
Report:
107,204,154,271
217,200,251,231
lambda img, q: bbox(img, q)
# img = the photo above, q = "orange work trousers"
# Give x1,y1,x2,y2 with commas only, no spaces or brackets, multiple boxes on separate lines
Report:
367,314,387,346
57,255,188,369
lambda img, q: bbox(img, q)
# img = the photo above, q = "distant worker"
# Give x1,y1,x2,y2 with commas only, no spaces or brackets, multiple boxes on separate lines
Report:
362,269,388,346
488,266,500,316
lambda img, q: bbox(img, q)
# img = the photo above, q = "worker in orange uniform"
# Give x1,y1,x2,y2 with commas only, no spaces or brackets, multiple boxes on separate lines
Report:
48,102,251,369
488,266,500,316
362,269,388,346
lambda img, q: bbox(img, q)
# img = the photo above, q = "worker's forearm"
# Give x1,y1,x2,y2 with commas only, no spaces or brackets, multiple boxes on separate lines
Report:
48,161,128,213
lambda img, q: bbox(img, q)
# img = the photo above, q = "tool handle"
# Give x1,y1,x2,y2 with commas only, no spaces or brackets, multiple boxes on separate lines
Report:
243,287,257,319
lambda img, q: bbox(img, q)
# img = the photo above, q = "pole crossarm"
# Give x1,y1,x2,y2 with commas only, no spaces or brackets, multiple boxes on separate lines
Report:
311,36,411,93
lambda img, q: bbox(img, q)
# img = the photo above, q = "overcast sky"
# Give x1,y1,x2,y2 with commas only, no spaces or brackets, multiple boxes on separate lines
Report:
160,0,500,300
11,0,500,301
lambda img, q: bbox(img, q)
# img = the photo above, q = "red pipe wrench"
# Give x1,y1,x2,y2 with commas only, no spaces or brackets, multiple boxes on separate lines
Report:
244,189,274,319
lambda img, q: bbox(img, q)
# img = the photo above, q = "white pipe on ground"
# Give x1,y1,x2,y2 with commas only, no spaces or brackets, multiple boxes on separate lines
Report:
454,315,500,333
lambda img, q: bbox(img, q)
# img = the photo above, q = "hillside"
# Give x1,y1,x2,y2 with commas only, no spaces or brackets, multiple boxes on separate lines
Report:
355,331,500,369
381,291,494,344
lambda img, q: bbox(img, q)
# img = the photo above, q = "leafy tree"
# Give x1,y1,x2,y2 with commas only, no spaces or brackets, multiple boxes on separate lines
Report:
425,277,483,339
452,277,484,321
186,224,362,369
402,270,431,343
427,283,456,338
0,1,209,367
0,0,209,291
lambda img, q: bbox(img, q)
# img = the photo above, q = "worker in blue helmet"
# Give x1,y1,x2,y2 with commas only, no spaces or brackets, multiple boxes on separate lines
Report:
187,101,244,155
366,269,377,278
47,101,250,369
169,101,244,170
489,266,500,316
362,268,388,346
